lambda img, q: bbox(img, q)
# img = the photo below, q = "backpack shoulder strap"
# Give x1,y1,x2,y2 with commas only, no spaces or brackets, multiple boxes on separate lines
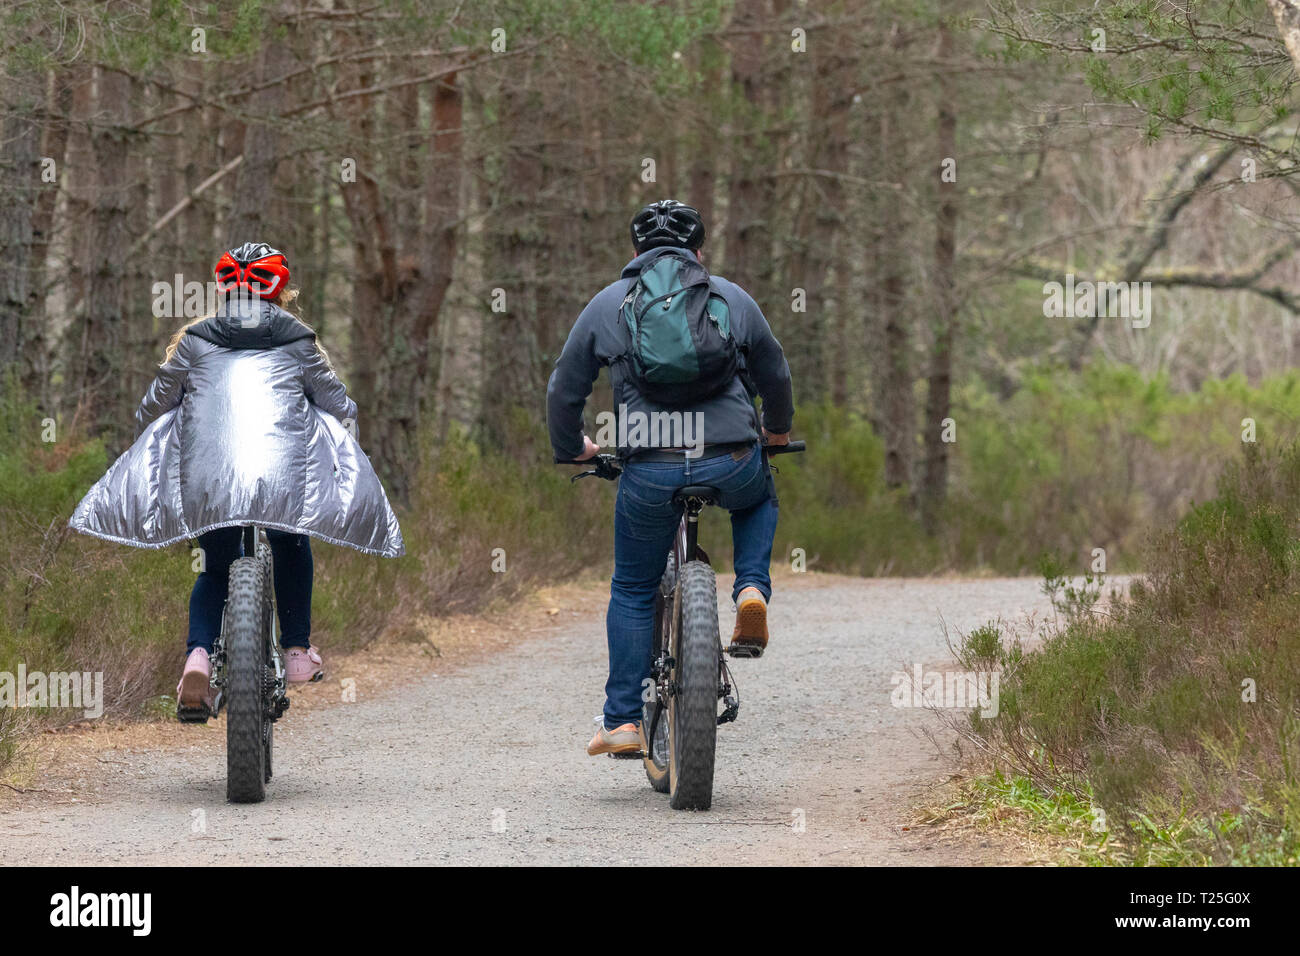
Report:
614,275,638,362
707,279,756,398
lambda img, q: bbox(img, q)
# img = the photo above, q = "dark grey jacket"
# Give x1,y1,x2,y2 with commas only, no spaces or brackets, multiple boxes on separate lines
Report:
547,246,794,460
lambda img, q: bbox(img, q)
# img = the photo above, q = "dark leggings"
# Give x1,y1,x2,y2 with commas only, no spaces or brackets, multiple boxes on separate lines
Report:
186,527,313,654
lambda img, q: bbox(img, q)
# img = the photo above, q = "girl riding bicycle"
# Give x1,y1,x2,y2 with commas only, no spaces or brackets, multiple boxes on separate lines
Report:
70,242,404,712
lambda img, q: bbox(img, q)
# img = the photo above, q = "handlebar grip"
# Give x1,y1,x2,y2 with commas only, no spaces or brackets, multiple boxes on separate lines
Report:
764,440,806,456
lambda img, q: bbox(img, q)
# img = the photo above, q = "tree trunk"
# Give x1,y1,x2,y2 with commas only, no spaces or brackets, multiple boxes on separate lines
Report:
878,26,914,494
227,7,293,243
920,16,959,534
339,55,463,499
122,76,151,409
81,67,133,450
480,77,545,457
725,0,772,291
23,70,72,408
688,35,723,232
0,87,41,386
1268,0,1300,77
785,34,854,402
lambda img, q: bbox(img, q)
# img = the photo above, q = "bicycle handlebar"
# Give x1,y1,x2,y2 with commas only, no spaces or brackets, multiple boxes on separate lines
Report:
557,454,622,482
558,440,805,482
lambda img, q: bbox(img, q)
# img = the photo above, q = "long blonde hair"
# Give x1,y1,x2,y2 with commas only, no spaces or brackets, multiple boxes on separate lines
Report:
162,287,334,369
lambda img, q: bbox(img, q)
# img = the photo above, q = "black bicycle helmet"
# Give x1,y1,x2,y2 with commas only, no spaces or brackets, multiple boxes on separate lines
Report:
630,199,706,253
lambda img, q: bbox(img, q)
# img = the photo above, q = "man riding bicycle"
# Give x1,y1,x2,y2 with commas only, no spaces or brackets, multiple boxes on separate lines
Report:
546,199,795,757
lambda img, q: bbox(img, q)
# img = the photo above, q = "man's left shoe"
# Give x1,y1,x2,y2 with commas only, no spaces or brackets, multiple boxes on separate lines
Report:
728,586,769,657
587,720,643,756
284,645,324,683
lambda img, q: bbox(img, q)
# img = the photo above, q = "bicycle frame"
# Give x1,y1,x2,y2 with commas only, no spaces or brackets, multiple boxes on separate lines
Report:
675,494,709,568
250,526,290,721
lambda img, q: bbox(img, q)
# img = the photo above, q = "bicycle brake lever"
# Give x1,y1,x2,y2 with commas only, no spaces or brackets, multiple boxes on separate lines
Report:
566,455,621,482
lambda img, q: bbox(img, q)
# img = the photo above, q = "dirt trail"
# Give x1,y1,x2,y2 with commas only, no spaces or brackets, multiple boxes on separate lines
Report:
0,574,1053,865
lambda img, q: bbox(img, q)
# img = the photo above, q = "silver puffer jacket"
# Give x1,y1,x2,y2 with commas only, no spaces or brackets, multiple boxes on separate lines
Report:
69,299,404,557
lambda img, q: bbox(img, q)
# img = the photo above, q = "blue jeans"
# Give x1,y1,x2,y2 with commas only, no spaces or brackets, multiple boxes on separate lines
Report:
604,444,778,728
187,527,314,654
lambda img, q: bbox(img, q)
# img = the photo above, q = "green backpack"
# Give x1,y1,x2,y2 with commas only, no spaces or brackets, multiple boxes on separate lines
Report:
618,250,740,405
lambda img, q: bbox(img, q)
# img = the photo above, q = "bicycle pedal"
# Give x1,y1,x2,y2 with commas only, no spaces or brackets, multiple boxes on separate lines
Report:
609,750,646,760
725,642,764,659
175,704,213,724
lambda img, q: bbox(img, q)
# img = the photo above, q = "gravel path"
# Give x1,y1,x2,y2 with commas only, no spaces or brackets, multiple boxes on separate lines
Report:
0,575,1052,865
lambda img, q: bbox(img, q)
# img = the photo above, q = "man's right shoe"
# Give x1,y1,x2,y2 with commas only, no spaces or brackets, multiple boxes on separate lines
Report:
728,586,769,657
587,720,643,756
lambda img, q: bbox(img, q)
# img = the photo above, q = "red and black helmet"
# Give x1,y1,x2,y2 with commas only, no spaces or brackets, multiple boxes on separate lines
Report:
214,242,290,299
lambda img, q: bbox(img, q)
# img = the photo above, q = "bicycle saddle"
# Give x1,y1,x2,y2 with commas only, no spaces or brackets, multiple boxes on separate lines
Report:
673,485,719,506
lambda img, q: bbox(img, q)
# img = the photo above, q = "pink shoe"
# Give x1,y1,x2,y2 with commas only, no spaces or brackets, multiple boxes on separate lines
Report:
177,648,215,710
284,645,324,683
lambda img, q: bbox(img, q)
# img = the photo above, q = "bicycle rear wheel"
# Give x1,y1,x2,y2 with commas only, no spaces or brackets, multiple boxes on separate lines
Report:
225,555,269,803
668,559,719,810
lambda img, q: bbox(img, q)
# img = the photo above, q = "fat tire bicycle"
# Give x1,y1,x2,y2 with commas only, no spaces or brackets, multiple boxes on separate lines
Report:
176,525,291,804
565,440,805,810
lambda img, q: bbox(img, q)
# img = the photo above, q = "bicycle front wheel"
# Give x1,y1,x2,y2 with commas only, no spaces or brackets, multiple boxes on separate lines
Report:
668,559,719,810
225,555,269,803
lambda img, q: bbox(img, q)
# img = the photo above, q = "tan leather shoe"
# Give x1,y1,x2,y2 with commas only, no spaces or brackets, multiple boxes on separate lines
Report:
729,586,769,656
587,721,642,756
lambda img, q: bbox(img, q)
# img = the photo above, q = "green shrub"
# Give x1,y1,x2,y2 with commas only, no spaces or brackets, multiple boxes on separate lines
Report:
968,441,1300,863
